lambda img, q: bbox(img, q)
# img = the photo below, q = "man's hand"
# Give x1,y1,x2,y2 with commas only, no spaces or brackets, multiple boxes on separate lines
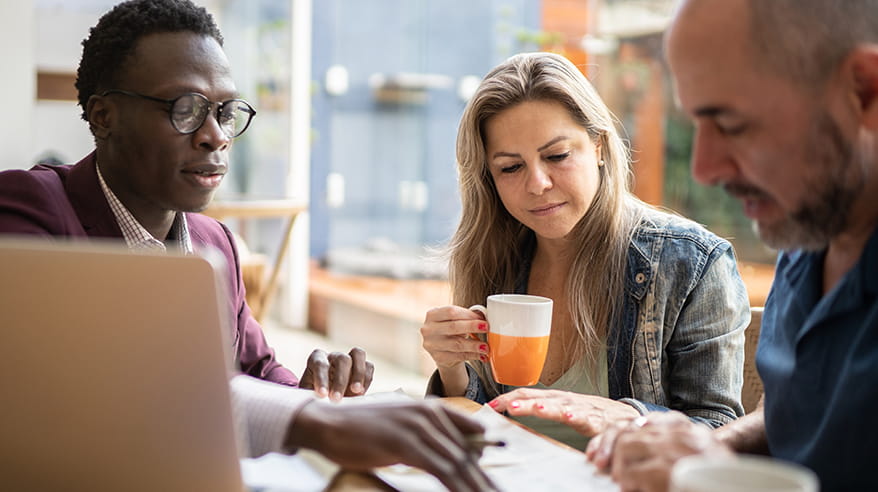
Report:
488,388,640,439
586,411,734,492
298,348,374,402
288,399,498,492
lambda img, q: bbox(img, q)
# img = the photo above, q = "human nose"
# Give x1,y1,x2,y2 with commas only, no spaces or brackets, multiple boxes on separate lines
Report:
690,125,735,186
524,162,552,195
192,107,231,151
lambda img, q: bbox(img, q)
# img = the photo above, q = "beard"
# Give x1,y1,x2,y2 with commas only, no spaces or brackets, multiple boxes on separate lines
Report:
725,111,865,252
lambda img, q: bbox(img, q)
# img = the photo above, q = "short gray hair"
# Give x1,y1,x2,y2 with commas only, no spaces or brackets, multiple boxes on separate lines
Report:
749,0,878,87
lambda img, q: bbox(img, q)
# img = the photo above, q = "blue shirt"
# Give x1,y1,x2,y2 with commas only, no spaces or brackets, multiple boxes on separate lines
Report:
758,227,878,491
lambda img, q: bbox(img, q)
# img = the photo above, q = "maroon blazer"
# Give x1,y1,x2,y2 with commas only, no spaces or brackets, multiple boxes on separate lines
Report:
0,152,298,386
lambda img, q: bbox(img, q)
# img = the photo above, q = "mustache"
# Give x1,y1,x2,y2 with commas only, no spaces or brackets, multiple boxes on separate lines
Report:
722,182,769,200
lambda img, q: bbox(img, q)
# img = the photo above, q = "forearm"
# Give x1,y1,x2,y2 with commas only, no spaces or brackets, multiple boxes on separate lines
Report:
284,399,339,453
437,364,470,397
230,375,312,457
713,404,769,455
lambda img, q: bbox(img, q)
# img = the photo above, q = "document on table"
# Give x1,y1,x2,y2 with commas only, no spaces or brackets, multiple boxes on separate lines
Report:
376,404,619,492
240,450,337,492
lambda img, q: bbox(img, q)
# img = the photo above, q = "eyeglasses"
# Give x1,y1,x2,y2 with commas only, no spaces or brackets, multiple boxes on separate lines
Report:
100,89,256,138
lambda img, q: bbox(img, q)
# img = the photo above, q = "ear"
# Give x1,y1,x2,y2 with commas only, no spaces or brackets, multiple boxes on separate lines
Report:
85,94,112,140
849,44,878,130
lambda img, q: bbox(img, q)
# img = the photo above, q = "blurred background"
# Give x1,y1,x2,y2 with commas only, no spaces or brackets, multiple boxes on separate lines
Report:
1,0,775,393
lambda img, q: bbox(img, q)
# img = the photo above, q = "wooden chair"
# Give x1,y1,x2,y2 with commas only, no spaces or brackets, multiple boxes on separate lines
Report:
742,306,765,413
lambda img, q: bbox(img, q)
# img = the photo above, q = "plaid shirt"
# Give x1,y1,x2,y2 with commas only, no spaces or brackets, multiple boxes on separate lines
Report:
96,164,193,254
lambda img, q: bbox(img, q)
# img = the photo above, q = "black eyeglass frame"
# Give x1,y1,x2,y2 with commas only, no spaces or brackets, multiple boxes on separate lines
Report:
100,89,256,138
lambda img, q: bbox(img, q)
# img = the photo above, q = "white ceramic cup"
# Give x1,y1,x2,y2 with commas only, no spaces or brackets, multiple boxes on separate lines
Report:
670,455,819,492
470,294,553,386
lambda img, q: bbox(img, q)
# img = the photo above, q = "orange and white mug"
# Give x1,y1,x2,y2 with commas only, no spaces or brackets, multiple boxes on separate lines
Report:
471,294,553,386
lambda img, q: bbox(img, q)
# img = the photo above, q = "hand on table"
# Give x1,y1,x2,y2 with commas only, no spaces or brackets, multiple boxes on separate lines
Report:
298,347,374,402
586,411,734,492
291,399,499,492
421,306,490,395
488,388,640,438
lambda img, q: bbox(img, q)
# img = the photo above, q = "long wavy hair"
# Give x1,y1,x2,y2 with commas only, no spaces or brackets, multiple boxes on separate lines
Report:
450,52,646,386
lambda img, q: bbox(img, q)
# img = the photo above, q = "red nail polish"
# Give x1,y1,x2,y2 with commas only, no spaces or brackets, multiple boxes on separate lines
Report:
488,400,499,408
536,404,544,410
564,412,574,420
510,401,520,409
478,323,488,331
479,344,487,352
479,354,488,362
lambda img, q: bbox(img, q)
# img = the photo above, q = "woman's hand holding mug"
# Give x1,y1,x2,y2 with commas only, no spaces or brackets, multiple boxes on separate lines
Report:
421,305,491,395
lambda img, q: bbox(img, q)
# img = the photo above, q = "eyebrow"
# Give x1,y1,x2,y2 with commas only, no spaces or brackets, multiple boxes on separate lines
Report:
693,106,732,118
491,136,569,160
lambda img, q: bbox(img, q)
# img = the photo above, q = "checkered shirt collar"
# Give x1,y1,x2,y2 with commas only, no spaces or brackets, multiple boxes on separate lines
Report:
96,163,193,254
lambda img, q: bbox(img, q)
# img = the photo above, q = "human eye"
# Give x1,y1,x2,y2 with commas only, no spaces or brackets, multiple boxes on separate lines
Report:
714,115,747,136
546,152,570,162
172,95,196,117
218,107,237,124
718,124,746,136
500,163,523,174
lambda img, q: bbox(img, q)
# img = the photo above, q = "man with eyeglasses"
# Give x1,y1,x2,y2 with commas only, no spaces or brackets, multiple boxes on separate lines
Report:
0,1,495,491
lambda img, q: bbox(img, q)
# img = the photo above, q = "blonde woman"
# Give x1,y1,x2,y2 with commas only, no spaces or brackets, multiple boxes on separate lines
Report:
420,52,749,450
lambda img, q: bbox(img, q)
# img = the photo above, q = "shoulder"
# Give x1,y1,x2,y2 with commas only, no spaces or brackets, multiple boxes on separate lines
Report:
625,207,738,296
631,207,731,260
0,165,77,228
0,164,72,194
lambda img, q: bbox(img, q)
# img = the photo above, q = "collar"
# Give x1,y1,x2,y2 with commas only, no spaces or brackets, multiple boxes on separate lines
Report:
96,163,193,254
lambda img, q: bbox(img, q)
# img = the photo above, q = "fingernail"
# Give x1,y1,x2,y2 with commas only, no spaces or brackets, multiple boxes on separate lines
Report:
316,387,329,398
564,412,574,419
331,391,343,402
488,400,499,408
536,404,544,410
510,401,520,409
479,354,488,362
350,382,364,394
478,323,488,331
479,344,488,352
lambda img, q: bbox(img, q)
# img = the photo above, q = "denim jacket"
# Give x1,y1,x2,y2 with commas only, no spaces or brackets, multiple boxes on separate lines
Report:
428,208,749,427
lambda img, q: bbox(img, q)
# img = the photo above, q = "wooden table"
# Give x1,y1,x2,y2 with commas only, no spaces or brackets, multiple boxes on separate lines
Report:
202,199,307,322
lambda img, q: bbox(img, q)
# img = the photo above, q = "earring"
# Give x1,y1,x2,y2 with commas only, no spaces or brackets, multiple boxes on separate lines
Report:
598,159,605,167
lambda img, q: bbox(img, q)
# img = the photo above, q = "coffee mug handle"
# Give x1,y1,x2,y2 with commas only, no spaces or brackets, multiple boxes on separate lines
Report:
467,305,487,340
469,304,487,318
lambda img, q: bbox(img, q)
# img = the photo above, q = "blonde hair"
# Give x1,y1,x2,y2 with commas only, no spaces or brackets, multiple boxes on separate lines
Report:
451,52,646,386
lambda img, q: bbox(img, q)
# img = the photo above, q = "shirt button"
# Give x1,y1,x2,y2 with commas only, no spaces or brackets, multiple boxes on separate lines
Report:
635,272,646,284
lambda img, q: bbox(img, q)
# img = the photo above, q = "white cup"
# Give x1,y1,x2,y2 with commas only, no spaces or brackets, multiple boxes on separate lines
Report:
470,294,553,386
670,455,819,492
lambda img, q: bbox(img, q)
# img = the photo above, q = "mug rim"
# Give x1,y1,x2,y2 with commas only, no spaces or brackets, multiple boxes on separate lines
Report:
487,293,552,304
671,454,819,491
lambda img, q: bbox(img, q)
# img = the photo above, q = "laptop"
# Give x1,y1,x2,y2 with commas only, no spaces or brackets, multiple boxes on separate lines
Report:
0,238,246,492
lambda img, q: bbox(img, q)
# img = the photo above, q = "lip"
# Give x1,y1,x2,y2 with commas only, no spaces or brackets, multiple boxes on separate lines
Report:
529,202,565,216
727,191,777,221
740,196,772,220
181,162,227,190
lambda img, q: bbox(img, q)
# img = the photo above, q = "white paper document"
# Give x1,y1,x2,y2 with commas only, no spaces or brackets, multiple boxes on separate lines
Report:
240,450,337,492
376,405,619,492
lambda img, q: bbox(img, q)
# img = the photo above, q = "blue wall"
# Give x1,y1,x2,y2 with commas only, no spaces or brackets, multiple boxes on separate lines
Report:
309,0,540,259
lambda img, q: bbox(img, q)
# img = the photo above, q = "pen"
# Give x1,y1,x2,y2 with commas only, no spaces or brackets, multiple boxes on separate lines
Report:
466,436,507,452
